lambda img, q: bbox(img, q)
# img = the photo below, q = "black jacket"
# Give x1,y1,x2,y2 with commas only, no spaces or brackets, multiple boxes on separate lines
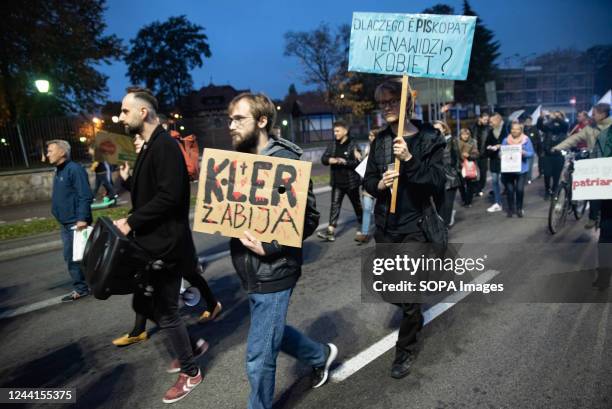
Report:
523,125,542,155
230,137,320,294
441,135,461,190
537,117,568,156
484,123,509,173
363,123,446,235
321,138,362,190
126,126,195,271
471,123,490,154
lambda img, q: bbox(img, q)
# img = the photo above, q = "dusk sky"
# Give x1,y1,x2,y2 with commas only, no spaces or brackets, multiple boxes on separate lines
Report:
99,0,612,102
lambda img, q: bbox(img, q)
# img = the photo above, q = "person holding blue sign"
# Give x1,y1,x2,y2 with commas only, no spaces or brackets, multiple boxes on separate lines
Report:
501,123,534,218
363,77,446,379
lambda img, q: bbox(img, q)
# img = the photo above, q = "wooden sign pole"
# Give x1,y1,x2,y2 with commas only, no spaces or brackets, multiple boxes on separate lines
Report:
390,75,409,214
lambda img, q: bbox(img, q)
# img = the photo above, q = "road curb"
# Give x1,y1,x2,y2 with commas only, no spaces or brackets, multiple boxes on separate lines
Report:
0,240,63,262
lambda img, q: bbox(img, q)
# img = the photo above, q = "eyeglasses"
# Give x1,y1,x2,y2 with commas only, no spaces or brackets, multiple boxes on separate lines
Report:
227,116,255,127
378,98,400,109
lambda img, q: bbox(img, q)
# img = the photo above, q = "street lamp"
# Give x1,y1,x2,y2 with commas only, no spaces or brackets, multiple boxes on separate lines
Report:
276,105,281,111
174,113,180,119
569,97,576,123
111,115,119,123
35,79,50,93
340,94,345,99
92,117,101,125
282,119,288,127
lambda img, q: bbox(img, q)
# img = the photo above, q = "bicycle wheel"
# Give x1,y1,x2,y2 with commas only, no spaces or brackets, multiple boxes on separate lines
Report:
572,200,587,220
548,184,569,234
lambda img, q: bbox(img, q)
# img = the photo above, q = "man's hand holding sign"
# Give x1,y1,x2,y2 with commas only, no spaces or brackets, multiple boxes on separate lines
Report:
349,12,476,212
193,148,311,248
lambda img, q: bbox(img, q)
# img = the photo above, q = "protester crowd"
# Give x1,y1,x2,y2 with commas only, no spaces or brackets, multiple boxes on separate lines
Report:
44,77,612,407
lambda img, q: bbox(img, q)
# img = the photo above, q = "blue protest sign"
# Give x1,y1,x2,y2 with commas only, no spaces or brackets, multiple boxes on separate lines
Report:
349,12,477,80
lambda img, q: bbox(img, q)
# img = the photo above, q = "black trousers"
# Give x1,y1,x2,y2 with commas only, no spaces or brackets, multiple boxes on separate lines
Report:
589,200,601,222
329,186,363,228
132,266,197,375
502,173,527,212
93,173,116,198
439,188,457,226
476,158,488,193
543,155,564,194
596,200,612,288
459,177,478,205
374,229,425,354
130,260,218,336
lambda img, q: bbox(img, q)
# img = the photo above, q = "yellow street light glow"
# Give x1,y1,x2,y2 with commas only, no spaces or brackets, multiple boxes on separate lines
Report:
92,117,101,124
174,113,180,119
340,93,345,99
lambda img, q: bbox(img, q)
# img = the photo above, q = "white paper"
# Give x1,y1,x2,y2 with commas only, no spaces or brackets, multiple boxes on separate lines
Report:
572,158,612,201
500,145,522,173
73,226,93,262
355,155,368,178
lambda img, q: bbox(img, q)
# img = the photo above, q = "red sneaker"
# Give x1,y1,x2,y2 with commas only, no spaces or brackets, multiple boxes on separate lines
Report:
167,339,209,374
162,369,203,404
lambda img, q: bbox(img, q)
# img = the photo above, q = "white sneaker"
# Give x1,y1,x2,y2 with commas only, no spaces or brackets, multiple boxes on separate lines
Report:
449,209,456,227
487,203,502,213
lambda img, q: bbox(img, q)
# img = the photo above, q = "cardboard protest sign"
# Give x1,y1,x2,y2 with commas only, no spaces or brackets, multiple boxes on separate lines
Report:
500,145,522,173
193,148,312,248
572,158,612,201
349,12,477,80
93,131,137,165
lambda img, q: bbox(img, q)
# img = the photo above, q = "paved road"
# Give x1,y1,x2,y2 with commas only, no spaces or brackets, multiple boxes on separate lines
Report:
0,180,610,409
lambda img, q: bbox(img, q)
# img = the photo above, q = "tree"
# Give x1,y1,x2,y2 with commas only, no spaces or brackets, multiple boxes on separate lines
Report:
284,23,347,99
585,45,612,96
455,0,501,104
0,0,124,124
126,16,211,109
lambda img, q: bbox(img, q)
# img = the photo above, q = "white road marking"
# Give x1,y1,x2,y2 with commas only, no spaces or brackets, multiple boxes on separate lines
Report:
330,269,501,382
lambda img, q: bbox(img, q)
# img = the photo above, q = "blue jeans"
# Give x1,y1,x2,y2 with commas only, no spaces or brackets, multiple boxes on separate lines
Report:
491,172,502,205
246,288,326,409
60,224,89,294
361,194,375,235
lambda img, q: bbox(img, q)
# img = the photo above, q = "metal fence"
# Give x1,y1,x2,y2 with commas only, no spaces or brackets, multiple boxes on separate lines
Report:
0,117,93,171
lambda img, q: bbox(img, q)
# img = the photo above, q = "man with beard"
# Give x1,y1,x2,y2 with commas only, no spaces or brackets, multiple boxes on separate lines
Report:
363,78,446,379
116,87,204,404
227,92,337,409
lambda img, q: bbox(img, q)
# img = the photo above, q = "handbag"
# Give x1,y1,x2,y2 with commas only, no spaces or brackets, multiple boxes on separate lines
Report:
461,159,479,180
418,196,448,249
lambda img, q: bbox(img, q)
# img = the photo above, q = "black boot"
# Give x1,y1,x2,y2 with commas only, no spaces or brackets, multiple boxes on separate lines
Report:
390,349,415,379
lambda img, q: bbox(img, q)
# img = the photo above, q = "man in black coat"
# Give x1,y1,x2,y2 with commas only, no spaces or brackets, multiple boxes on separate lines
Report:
363,78,446,380
317,120,363,242
115,87,203,404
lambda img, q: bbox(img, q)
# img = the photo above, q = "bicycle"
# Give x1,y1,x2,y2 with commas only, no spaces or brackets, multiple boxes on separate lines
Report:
547,150,588,234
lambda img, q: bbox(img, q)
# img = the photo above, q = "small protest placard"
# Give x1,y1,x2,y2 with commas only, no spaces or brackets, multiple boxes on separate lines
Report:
193,149,312,248
572,158,612,201
94,131,137,165
500,145,522,173
348,12,477,80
